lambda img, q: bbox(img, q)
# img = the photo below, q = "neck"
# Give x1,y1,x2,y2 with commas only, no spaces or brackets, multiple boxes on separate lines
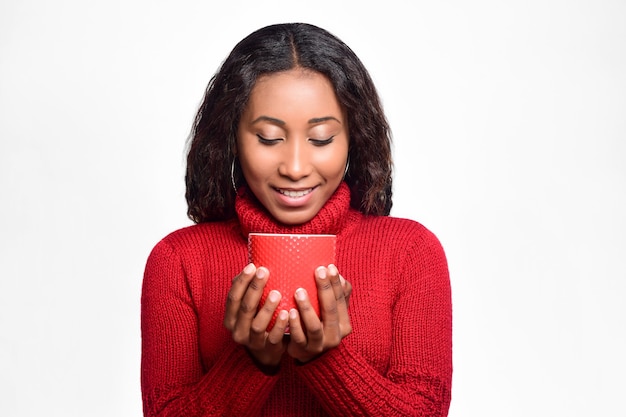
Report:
235,182,352,237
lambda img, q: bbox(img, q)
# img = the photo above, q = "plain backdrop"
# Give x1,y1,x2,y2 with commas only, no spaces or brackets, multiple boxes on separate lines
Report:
1,1,624,416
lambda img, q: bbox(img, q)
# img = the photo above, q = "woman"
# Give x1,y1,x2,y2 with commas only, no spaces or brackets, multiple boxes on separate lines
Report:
142,23,452,416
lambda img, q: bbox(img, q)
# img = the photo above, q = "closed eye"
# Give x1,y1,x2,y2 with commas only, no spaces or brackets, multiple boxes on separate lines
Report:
309,136,335,147
256,134,282,145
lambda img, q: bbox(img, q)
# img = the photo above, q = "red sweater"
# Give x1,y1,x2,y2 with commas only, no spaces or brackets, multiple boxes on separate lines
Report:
141,183,452,416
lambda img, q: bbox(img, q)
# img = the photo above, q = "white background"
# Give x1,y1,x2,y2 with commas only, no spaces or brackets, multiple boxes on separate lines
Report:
1,1,624,416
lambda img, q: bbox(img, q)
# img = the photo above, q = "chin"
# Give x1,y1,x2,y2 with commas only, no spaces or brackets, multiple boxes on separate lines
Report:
274,211,315,226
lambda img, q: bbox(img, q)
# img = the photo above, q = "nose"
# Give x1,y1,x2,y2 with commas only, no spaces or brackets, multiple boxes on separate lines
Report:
278,139,312,180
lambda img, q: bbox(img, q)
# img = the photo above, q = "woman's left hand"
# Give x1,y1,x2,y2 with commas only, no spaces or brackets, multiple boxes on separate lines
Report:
287,264,352,363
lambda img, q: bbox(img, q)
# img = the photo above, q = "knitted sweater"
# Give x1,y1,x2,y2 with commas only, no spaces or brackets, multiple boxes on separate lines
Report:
141,183,452,416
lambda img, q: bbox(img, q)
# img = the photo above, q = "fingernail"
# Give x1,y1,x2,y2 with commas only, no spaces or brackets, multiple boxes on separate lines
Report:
295,288,307,301
328,264,338,275
317,266,327,279
268,290,280,303
256,267,266,279
289,309,298,319
244,263,255,274
340,275,346,285
279,310,289,320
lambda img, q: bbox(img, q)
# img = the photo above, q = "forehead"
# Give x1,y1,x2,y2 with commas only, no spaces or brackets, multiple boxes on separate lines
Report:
245,69,343,117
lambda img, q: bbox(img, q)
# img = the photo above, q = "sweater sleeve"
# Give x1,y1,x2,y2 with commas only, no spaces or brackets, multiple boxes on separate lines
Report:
141,238,279,417
294,226,452,416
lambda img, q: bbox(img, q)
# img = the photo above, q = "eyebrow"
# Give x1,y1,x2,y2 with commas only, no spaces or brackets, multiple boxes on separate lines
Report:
308,116,342,125
251,116,285,125
251,116,342,125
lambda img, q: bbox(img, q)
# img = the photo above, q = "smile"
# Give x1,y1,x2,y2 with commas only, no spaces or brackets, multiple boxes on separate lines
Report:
276,188,314,198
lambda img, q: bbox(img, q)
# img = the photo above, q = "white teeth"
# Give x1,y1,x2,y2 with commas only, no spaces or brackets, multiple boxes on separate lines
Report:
278,188,313,198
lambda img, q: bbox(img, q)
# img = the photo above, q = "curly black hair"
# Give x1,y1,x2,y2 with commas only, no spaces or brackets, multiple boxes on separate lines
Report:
186,23,393,223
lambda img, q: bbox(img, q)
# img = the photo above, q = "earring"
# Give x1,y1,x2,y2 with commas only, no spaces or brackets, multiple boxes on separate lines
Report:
343,158,350,179
230,159,237,192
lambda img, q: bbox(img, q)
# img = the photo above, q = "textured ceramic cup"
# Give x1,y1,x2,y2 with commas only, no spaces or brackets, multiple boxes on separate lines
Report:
248,233,336,332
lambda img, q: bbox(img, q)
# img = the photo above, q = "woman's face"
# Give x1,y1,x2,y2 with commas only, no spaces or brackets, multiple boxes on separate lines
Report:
236,69,349,225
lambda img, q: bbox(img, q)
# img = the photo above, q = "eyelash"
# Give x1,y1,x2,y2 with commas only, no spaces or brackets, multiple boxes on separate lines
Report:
310,136,335,146
256,134,335,146
256,134,281,145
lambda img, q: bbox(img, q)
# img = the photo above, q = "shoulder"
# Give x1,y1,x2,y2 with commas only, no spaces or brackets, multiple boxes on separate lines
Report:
359,214,445,252
357,215,449,276
143,220,244,290
345,214,449,294
369,216,450,292
147,219,241,261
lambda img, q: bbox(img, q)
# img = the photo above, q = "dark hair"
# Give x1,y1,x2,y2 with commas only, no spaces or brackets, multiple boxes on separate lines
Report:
186,23,393,223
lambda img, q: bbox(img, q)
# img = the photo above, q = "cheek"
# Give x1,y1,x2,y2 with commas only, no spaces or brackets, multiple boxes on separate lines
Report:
237,141,263,178
314,149,348,176
240,160,264,184
238,154,257,184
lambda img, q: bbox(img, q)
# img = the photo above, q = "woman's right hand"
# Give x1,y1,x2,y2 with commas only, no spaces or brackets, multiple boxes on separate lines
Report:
224,263,289,368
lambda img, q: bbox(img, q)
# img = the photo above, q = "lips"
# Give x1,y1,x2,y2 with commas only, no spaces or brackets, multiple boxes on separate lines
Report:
276,187,314,198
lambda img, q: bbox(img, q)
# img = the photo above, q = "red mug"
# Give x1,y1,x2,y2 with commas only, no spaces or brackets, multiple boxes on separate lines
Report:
248,233,336,332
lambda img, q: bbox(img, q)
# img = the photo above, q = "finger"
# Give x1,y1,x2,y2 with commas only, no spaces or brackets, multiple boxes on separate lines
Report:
267,309,289,344
224,263,256,330
249,290,281,349
295,287,324,348
328,265,348,312
341,275,353,306
232,267,268,343
317,265,342,345
328,264,352,336
327,265,344,302
316,266,340,326
287,308,307,347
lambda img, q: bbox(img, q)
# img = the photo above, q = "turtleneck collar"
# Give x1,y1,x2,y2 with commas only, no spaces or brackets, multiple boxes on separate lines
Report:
235,182,352,237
